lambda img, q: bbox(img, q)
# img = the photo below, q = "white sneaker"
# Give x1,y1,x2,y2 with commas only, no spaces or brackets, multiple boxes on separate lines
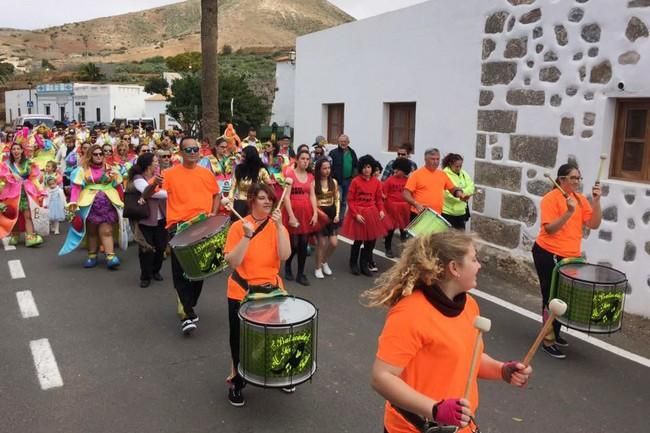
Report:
322,262,332,276
314,268,324,279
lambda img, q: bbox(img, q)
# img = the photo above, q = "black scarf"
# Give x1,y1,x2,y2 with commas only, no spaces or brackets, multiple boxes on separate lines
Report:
419,283,467,317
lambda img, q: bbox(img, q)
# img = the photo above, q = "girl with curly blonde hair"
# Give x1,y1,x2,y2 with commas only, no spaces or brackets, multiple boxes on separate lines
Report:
365,231,533,433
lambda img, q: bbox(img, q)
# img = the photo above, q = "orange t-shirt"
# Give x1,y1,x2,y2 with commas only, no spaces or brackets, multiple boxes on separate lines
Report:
162,164,220,228
536,188,593,257
404,167,456,214
224,216,285,301
377,290,482,433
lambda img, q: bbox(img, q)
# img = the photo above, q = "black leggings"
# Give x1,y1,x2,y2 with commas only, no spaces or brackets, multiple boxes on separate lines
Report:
228,298,241,372
287,234,309,275
351,240,376,265
532,242,565,340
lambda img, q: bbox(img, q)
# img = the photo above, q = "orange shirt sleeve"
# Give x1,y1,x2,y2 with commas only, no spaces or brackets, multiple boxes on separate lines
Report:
377,303,424,368
540,191,561,226
225,219,244,254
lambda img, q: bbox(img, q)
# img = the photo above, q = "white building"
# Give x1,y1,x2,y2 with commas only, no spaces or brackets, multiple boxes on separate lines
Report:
293,0,650,317
5,82,146,125
271,58,296,129
144,93,180,130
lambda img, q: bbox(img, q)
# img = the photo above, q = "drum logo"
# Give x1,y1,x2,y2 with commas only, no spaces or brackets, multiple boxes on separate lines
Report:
268,331,312,376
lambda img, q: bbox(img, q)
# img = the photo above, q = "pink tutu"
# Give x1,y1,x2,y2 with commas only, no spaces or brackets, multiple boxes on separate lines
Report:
340,206,387,241
283,200,316,235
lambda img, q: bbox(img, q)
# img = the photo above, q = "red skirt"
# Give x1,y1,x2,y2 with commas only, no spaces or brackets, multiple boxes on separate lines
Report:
340,206,387,241
384,201,410,230
283,199,315,235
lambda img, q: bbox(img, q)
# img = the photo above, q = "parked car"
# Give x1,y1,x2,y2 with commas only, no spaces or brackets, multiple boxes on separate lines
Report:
12,114,55,129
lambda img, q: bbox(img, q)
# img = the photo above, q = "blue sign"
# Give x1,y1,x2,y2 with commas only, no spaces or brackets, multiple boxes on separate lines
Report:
35,83,74,94
26,101,34,108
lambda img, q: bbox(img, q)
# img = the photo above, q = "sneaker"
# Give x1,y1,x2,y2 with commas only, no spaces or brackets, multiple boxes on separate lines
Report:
350,264,360,276
281,386,296,393
181,319,197,335
542,344,566,359
296,274,311,286
385,248,394,259
189,314,200,324
54,230,60,235
228,386,246,407
322,262,332,276
84,256,98,268
152,272,163,281
25,234,43,247
106,255,121,270
314,268,325,279
140,279,151,288
8,234,19,246
555,336,569,347
368,262,379,272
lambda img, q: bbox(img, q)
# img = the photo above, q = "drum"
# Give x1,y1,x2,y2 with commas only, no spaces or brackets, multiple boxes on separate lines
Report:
238,296,318,388
555,263,627,333
168,215,230,281
405,208,451,238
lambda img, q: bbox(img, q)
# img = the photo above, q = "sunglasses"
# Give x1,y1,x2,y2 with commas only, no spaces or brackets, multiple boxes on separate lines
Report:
92,152,104,156
140,149,152,153
183,146,200,154
160,154,172,158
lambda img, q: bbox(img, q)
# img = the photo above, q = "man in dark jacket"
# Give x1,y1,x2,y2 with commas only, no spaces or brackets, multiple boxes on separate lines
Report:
328,134,358,217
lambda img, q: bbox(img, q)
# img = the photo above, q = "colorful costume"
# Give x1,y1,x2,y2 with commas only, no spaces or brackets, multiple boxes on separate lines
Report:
32,125,58,171
59,165,127,256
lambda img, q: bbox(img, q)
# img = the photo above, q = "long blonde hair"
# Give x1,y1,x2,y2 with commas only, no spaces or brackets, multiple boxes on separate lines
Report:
362,231,476,308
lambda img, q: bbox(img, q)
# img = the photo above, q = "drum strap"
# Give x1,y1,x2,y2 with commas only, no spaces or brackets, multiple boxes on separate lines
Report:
392,405,458,433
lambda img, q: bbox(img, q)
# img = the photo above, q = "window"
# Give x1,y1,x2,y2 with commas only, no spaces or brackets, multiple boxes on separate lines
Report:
326,104,344,144
612,99,650,182
388,103,416,152
96,107,101,122
60,106,65,122
45,105,51,115
18,107,21,117
79,107,86,122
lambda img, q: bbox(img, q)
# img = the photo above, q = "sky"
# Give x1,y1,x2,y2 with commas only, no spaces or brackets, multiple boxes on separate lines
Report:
0,0,430,30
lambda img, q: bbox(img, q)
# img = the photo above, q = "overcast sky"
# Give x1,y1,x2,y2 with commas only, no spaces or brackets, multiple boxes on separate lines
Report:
0,0,430,30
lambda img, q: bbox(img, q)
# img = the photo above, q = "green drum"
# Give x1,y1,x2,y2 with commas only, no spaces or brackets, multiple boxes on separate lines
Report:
168,215,230,281
556,263,626,334
238,296,318,388
406,208,451,238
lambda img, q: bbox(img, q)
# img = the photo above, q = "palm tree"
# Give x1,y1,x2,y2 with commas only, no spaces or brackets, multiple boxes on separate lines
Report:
78,62,105,82
200,0,219,141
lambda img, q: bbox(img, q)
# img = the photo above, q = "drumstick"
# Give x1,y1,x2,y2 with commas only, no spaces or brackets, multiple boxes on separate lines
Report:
463,316,491,399
596,153,607,185
220,197,246,222
522,298,568,366
274,177,294,212
543,172,568,198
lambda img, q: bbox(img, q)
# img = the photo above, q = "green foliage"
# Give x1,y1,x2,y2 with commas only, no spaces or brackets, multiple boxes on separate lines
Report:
41,59,56,70
0,62,15,84
77,62,105,81
141,56,166,64
167,73,202,132
144,76,169,95
165,52,202,73
221,44,233,55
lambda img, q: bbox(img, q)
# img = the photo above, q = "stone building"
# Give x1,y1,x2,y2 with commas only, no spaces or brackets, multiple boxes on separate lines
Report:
293,0,650,317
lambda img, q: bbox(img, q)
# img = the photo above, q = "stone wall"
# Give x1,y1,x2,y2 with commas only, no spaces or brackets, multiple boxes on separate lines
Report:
471,0,650,316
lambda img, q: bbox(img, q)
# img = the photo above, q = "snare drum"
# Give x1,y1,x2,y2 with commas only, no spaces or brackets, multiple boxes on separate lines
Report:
554,263,627,334
168,215,230,281
406,208,451,238
238,296,318,388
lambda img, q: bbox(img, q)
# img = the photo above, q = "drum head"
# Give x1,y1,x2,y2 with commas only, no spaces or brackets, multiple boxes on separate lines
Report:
239,296,317,326
559,263,627,284
169,215,230,248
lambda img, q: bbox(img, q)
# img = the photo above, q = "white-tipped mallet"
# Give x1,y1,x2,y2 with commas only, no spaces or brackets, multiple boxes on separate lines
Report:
522,298,568,366
220,197,246,222
274,176,294,212
543,172,568,198
463,316,492,399
596,153,608,185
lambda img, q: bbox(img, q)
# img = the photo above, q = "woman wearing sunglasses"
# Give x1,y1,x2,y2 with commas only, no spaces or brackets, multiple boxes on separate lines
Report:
59,144,125,270
532,163,601,359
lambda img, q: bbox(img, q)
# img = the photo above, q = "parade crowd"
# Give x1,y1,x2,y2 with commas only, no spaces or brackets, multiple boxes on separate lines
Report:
2,119,605,432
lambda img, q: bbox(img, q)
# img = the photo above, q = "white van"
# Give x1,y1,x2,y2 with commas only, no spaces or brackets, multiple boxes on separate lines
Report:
12,114,55,129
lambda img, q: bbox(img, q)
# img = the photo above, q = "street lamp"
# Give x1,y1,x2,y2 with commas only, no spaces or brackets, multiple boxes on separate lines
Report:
27,81,33,114
289,49,296,65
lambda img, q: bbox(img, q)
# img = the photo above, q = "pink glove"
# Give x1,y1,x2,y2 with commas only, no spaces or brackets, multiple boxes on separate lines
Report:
433,399,465,427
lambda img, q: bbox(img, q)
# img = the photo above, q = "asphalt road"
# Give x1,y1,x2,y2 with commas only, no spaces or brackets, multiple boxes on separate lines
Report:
1,234,648,433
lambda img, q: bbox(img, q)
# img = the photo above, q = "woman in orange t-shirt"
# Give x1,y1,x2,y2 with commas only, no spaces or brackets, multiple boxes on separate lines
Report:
223,183,291,407
365,231,532,433
533,163,601,359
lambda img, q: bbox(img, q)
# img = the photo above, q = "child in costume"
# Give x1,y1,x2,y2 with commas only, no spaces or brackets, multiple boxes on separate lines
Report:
44,176,66,235
382,158,412,258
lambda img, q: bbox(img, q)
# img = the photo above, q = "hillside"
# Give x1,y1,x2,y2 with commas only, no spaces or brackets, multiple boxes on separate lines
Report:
0,0,353,71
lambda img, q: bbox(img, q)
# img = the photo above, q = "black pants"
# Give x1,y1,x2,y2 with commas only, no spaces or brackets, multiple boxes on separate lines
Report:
532,242,565,340
384,229,407,251
170,231,204,319
351,240,376,266
228,298,241,369
138,220,168,281
442,213,467,230
287,234,308,275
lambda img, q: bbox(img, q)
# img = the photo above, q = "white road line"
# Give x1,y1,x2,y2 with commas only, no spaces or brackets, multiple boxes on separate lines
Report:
2,237,16,251
16,290,40,318
29,339,63,390
8,259,25,279
338,235,650,369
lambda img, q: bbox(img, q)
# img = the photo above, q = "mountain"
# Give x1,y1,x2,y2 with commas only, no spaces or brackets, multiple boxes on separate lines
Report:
0,0,353,71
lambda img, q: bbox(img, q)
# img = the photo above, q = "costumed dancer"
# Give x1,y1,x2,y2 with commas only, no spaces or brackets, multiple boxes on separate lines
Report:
223,123,242,154
32,124,57,170
0,136,45,247
59,144,125,269
533,163,601,359
162,137,221,335
441,153,475,231
199,137,235,194
283,149,318,286
313,157,340,279
365,231,532,433
44,176,67,235
223,183,291,406
382,158,412,259
340,155,386,277
64,140,91,188
263,141,291,199
228,146,272,222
